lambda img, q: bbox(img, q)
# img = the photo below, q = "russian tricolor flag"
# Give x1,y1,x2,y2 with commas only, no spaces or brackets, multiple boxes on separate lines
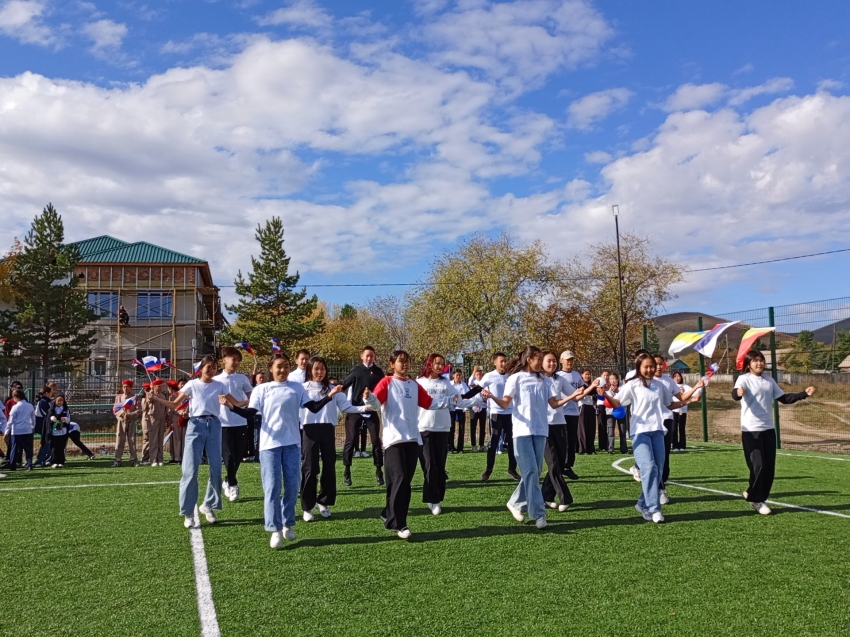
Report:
131,358,143,368
159,358,175,369
113,396,136,413
270,338,281,353
235,342,256,356
193,361,203,376
440,364,452,380
142,356,162,372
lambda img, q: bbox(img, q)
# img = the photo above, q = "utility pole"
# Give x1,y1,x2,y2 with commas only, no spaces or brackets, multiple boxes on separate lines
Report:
613,205,628,377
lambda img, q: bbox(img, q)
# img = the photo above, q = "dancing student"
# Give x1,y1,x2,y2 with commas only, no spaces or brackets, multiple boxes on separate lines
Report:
113,380,141,468
145,380,169,467
605,373,628,454
67,420,95,460
48,394,71,468
480,352,521,482
577,369,597,454
449,369,471,454
300,356,370,521
467,367,487,451
606,354,700,523
7,390,35,471
214,347,254,502
557,351,584,480
288,349,310,383
416,355,482,515
596,370,611,452
152,356,230,528
483,346,575,529
355,421,369,457
360,350,453,539
671,371,692,452
734,350,815,515
246,372,265,461
341,346,386,487
541,351,585,512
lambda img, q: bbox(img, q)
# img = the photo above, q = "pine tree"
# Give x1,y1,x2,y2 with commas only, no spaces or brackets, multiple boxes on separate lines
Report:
0,204,97,379
224,217,324,352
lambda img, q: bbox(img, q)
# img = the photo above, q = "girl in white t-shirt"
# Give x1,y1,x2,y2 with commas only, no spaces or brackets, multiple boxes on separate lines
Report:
484,346,576,529
733,350,814,515
468,367,487,451
671,371,692,452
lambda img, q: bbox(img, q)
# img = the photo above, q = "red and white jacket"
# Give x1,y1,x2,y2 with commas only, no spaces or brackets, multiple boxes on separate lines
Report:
365,376,452,448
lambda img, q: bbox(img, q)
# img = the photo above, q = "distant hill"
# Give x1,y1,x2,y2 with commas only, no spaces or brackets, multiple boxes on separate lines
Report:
808,317,850,343
654,311,794,356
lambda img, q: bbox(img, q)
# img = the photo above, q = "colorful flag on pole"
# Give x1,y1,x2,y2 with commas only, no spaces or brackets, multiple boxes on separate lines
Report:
142,356,162,372
131,358,143,368
693,321,740,358
193,361,203,376
235,342,256,356
667,331,708,357
440,364,452,380
113,396,136,413
270,338,281,353
159,358,175,369
177,399,190,411
736,327,775,369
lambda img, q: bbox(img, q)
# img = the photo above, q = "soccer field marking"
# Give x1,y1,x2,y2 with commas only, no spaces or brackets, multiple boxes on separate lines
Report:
0,480,179,492
190,509,221,637
777,452,850,462
611,457,850,520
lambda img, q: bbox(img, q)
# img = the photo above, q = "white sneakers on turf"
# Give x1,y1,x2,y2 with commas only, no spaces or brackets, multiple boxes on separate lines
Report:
0,472,7,479
546,501,558,509
558,504,570,512
317,504,331,518
199,505,218,524
652,512,665,524
270,532,282,549
750,502,771,515
303,509,315,522
659,489,670,505
184,516,195,529
222,481,230,499
635,504,652,521
397,527,412,540
283,527,296,540
743,490,749,499
507,503,525,522
630,465,641,482
229,485,240,502
427,502,442,516
535,516,548,529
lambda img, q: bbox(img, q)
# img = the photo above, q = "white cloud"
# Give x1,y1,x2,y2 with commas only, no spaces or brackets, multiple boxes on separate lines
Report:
567,88,631,130
0,0,54,46
82,18,127,52
663,82,727,112
584,150,612,164
728,77,793,106
424,0,614,93
258,0,332,29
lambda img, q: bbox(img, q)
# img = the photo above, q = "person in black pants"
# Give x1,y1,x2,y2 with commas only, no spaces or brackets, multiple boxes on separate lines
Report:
479,352,520,481
557,351,585,479
341,346,386,486
448,369,469,453
34,385,54,467
67,422,95,459
541,352,573,510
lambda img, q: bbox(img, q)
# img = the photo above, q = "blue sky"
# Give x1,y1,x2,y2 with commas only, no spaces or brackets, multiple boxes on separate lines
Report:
2,0,850,317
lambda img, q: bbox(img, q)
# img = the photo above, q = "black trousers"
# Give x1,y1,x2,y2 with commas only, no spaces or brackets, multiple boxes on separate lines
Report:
419,431,450,504
606,417,628,453
470,410,487,447
35,419,51,465
596,405,609,452
357,423,368,452
672,413,688,450
542,425,573,505
68,430,94,457
9,433,34,469
383,441,419,531
564,415,579,469
742,429,777,503
578,405,596,454
221,425,247,485
50,434,68,465
449,411,466,452
343,412,382,468
661,418,674,488
301,423,337,510
485,414,516,473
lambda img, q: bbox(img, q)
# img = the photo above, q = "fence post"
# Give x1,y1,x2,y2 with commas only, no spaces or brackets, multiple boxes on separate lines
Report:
768,307,782,449
698,316,708,442
642,324,648,350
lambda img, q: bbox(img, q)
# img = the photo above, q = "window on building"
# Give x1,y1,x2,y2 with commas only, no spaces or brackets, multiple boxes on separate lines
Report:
137,293,173,319
88,292,119,318
87,359,108,376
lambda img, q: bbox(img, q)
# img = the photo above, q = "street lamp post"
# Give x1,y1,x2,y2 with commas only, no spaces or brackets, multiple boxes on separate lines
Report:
613,205,628,377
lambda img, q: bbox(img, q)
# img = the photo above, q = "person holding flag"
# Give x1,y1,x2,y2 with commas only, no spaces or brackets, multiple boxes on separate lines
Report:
113,380,141,467
145,379,169,466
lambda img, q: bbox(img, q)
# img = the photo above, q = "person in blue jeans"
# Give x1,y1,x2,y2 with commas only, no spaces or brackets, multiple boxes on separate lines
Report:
153,355,230,529
607,353,702,523
483,346,579,529
223,353,342,549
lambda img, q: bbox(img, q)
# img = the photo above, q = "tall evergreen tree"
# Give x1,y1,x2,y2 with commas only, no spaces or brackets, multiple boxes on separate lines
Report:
224,217,324,352
0,204,97,378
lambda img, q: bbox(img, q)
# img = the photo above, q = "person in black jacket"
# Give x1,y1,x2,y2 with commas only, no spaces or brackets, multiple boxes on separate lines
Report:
48,394,71,467
341,346,385,487
34,385,54,468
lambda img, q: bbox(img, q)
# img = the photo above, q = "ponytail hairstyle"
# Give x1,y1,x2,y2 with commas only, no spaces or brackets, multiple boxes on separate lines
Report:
630,352,656,387
742,350,766,375
507,345,543,376
419,353,444,379
306,355,331,395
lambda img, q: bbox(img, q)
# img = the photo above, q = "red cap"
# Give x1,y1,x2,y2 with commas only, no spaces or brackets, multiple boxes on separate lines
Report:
152,379,165,386
166,380,179,389
143,382,151,389
122,380,134,387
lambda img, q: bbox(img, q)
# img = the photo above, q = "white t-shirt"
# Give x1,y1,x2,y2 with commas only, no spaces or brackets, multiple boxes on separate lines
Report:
367,376,452,448
214,371,254,427
450,381,470,411
655,375,680,420
180,379,228,418
625,369,637,380
503,371,555,438
287,368,307,384
673,384,692,414
249,381,313,450
417,377,474,432
557,370,584,417
7,401,35,435
479,370,512,415
615,379,674,437
300,381,365,426
545,374,571,424
734,373,784,432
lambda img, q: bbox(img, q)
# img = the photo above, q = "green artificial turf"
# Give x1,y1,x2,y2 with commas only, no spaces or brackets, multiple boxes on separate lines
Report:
1,444,848,637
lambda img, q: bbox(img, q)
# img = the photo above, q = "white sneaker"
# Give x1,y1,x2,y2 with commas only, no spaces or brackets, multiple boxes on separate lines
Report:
546,501,558,509
51,464,58,468
270,531,282,549
0,472,7,478
282,527,296,541
558,504,570,512
659,489,670,505
743,490,749,499
427,502,442,516
184,515,195,529
199,505,218,524
397,527,412,540
228,485,240,502
630,465,641,482
535,516,548,529
303,509,315,522
507,503,524,522
652,511,665,523
317,504,331,518
635,503,652,521
750,502,771,515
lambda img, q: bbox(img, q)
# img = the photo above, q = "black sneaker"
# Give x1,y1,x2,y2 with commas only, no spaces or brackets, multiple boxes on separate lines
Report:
376,469,385,486
565,468,579,480
343,472,352,487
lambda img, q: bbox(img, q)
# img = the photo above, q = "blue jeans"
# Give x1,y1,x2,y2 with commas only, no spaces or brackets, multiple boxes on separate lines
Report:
179,415,223,516
260,444,301,532
633,430,665,513
508,434,547,521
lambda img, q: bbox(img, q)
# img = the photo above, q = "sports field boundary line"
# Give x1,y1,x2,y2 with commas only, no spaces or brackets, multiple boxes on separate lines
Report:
777,452,850,462
0,480,179,492
611,457,850,520
191,506,221,637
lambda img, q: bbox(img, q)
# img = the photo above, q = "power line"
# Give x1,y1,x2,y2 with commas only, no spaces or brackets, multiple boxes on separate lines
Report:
687,247,850,273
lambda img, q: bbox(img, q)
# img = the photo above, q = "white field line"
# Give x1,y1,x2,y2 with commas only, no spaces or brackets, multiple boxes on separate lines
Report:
611,457,850,520
190,506,221,637
0,480,179,492
777,452,850,462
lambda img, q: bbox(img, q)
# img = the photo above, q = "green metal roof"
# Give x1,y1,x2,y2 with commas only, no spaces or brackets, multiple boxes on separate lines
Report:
70,236,204,264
